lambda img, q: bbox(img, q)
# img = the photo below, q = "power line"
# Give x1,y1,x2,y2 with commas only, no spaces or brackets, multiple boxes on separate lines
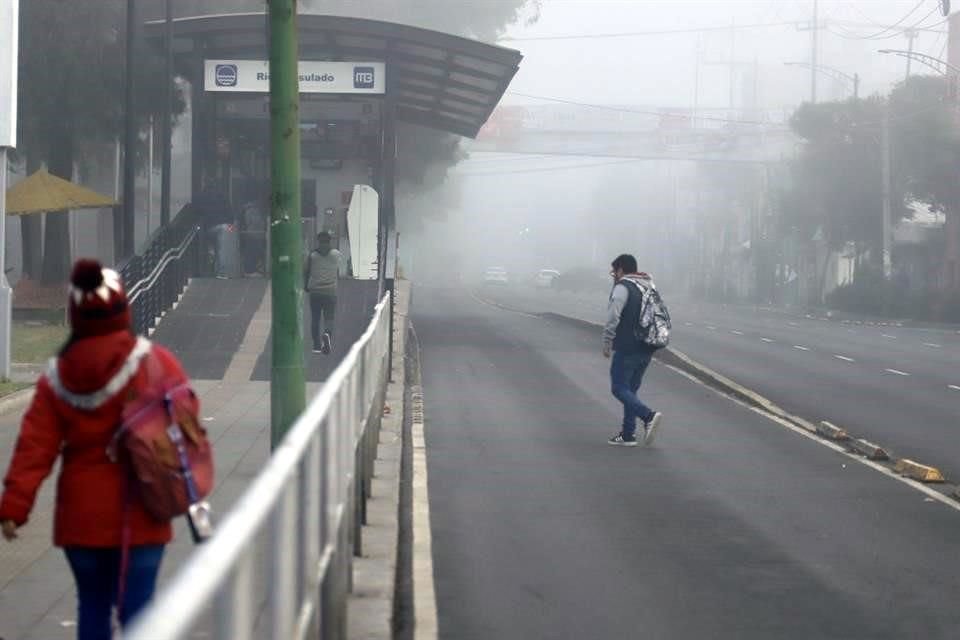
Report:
849,0,925,40
495,20,805,42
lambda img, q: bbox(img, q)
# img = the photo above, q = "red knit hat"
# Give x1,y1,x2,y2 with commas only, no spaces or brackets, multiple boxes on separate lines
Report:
68,259,131,337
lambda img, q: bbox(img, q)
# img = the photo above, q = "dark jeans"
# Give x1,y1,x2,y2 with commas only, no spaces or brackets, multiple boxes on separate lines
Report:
610,349,655,439
309,292,337,348
64,545,165,640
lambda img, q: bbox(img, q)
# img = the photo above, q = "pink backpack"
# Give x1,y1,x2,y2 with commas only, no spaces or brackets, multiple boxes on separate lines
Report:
110,352,214,529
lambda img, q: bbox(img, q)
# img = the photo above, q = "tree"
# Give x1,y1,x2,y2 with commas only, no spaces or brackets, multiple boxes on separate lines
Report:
17,1,184,283
889,75,960,213
785,97,908,266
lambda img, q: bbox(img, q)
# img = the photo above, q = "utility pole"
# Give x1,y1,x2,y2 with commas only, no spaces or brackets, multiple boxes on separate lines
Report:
268,0,306,448
904,29,918,80
123,0,138,258
811,0,819,103
881,100,892,279
160,0,173,227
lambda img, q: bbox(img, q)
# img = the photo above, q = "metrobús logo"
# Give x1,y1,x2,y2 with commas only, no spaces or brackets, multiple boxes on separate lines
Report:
215,64,238,87
353,66,375,89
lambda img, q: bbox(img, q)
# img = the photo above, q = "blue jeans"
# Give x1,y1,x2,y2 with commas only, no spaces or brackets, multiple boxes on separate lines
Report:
610,349,655,439
64,545,165,640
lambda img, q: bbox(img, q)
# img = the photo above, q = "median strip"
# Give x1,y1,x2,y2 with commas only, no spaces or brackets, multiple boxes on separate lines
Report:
894,459,945,483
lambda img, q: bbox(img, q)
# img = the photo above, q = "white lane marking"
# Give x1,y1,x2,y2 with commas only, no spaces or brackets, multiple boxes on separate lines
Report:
788,322,799,326
761,337,775,343
834,355,855,362
706,325,717,331
949,385,960,392
882,334,897,339
923,343,942,348
468,290,540,319
793,345,810,351
731,330,744,335
884,368,911,376
684,322,694,326
659,362,960,515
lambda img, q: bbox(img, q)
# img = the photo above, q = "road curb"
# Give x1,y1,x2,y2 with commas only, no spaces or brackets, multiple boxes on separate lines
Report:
817,421,849,441
346,280,409,640
535,306,960,501
894,459,946,483
850,438,890,461
0,386,35,417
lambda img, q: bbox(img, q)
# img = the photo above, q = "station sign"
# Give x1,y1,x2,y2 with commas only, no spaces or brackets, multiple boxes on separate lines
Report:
204,60,385,95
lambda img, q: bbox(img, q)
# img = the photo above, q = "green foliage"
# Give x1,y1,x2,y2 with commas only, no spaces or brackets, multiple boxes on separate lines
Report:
825,266,920,317
785,97,908,258
889,75,960,212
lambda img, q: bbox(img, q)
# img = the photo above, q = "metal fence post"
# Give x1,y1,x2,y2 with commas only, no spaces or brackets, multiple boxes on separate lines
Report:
271,481,298,639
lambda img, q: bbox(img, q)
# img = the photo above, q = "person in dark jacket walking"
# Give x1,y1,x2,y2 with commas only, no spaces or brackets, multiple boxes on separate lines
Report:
602,254,663,446
0,259,195,640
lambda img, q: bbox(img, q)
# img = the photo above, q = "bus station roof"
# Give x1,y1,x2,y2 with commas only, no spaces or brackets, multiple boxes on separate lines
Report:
144,13,523,138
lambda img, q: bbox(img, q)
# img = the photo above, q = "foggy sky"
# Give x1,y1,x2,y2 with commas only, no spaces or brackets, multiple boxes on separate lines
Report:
500,1,950,110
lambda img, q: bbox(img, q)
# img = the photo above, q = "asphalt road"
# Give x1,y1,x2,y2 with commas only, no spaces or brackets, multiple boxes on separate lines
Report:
413,284,960,640
481,285,960,481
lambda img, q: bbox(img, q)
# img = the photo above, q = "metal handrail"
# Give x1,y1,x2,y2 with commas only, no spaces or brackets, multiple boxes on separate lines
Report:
119,205,202,335
127,225,200,304
126,292,392,640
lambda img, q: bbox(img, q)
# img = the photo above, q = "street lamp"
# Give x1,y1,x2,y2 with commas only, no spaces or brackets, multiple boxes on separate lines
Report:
784,61,859,100
877,49,960,77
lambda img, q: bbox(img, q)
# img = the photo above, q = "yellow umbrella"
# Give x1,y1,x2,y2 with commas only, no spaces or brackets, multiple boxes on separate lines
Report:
5,167,116,216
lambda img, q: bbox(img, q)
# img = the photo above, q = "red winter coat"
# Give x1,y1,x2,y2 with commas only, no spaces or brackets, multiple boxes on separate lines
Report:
0,331,193,548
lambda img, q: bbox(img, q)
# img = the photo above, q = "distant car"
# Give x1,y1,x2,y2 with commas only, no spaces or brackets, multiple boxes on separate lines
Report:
534,269,561,288
483,266,509,285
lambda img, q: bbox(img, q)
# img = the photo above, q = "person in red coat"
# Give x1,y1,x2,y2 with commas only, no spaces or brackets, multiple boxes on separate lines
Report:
0,259,194,640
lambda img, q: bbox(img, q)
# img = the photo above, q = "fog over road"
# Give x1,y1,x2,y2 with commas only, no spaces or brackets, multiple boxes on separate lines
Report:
480,285,960,481
414,284,960,640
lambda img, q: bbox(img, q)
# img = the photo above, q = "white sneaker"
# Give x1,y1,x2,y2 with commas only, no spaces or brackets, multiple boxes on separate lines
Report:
643,412,663,445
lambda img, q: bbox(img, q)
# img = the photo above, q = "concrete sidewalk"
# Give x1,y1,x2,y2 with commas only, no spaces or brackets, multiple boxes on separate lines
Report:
0,283,323,640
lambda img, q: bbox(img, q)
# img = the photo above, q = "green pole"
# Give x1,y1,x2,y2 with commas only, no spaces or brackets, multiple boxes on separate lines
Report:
268,0,306,449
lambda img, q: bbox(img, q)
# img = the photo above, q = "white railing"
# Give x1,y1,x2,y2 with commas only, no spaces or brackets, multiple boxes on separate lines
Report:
127,292,393,640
